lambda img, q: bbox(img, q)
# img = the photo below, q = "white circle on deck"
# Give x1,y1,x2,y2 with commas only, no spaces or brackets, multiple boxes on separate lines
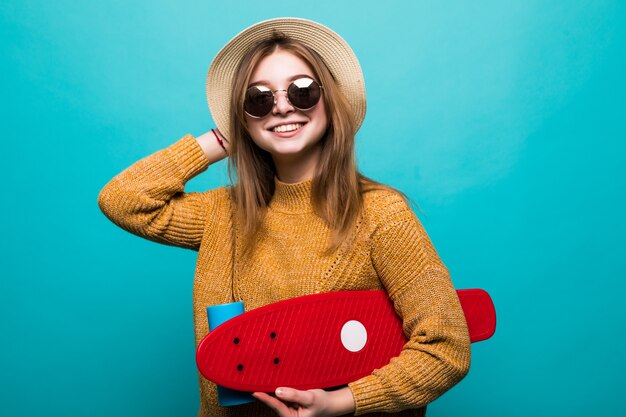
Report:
340,320,367,352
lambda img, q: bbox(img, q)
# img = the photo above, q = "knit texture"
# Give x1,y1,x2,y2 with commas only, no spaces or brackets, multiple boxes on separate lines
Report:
98,135,471,416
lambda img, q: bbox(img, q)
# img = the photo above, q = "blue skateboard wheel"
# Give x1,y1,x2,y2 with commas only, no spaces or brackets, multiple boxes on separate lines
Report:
206,302,254,406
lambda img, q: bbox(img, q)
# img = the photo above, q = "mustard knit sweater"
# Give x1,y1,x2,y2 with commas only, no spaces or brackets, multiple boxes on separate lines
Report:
98,135,471,417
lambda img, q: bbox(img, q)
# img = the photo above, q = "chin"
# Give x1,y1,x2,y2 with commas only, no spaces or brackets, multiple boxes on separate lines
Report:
271,143,311,156
272,138,322,158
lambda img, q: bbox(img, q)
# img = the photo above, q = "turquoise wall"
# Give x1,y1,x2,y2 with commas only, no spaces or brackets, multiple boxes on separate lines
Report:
2,1,624,415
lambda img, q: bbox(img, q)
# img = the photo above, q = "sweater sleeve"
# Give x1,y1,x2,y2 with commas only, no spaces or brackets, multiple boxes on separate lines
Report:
97,134,214,251
347,191,471,415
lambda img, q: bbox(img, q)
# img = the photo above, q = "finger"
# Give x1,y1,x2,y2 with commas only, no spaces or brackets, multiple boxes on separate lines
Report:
276,387,315,407
253,392,292,416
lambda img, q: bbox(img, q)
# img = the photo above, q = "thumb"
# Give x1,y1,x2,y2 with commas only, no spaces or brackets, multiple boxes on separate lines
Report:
276,387,314,406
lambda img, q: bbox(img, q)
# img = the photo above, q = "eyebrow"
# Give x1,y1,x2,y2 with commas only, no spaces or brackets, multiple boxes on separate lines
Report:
247,74,315,88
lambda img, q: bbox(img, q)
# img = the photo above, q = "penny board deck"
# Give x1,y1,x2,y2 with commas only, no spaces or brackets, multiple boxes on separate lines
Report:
196,289,495,392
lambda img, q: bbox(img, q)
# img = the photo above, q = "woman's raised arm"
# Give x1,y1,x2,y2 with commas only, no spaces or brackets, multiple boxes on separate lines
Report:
97,133,228,251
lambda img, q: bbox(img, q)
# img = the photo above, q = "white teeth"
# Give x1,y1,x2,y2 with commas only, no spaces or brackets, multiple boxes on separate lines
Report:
272,123,303,133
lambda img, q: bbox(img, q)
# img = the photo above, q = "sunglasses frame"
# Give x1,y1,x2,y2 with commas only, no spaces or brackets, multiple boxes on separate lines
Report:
244,77,324,119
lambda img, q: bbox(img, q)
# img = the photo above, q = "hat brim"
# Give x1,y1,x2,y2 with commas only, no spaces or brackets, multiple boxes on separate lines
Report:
206,17,366,140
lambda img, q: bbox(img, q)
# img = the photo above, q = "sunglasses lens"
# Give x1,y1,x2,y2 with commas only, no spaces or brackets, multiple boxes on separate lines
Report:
244,86,274,117
288,78,321,110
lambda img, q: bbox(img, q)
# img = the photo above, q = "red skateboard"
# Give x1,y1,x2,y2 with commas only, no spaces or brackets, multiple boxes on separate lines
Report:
196,289,495,393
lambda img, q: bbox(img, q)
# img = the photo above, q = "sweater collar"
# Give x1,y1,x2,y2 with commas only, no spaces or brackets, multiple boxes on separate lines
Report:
269,177,314,214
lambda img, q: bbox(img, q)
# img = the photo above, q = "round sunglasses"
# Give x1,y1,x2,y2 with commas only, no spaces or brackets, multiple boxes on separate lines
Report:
244,77,323,118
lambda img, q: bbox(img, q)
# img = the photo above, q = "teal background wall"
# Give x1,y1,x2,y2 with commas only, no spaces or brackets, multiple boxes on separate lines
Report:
2,1,624,415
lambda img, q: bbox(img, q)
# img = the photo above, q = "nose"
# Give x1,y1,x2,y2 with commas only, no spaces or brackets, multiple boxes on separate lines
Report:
272,90,294,115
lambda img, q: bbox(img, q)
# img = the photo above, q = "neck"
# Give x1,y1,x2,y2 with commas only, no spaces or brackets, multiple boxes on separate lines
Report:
272,145,321,183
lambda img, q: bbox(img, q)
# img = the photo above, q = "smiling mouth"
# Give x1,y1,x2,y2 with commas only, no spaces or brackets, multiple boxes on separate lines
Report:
271,123,305,133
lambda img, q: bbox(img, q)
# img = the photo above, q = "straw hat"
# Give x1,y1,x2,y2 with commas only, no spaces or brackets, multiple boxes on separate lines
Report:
206,17,366,139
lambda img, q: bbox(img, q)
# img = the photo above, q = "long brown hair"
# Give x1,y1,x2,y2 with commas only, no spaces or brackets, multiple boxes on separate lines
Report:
227,33,397,254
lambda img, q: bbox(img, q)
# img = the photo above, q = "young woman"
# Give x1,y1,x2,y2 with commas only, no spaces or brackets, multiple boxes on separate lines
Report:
98,17,470,417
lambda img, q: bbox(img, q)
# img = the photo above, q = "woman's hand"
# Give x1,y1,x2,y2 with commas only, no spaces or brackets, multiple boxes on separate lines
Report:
252,386,355,417
195,129,230,164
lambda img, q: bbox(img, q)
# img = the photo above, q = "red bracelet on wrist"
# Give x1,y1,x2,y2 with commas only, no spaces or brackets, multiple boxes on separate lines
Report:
211,129,227,154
